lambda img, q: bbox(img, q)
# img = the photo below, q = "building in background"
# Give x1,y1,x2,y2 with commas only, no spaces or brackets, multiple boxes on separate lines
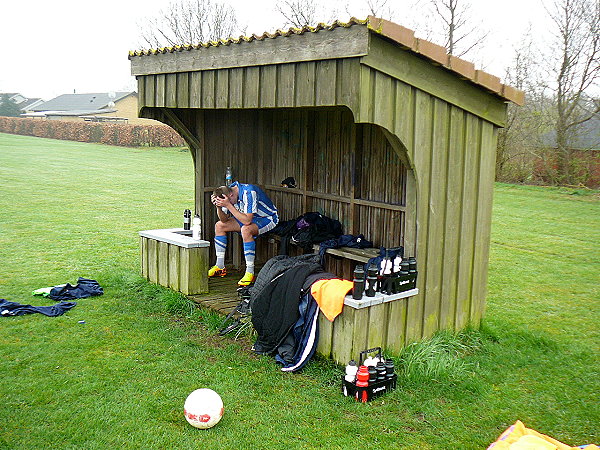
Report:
23,92,157,124
0,93,45,115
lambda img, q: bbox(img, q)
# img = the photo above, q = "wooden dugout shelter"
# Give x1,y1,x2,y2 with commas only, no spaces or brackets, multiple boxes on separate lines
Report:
130,17,523,358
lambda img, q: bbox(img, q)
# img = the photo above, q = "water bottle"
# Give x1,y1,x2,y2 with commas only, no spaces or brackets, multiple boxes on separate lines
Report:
376,362,386,381
183,209,191,230
408,257,417,274
225,166,232,186
192,214,201,240
385,359,395,379
355,365,370,402
352,266,365,300
366,263,378,297
345,360,358,383
400,260,410,275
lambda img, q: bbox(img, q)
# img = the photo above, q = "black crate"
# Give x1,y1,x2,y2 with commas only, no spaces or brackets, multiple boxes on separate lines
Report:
379,271,417,295
342,374,397,402
342,347,397,402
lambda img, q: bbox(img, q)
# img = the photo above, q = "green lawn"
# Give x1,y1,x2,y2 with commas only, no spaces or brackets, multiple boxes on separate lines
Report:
1,132,598,449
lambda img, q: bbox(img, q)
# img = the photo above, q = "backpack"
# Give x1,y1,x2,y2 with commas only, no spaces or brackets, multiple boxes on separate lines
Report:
290,212,343,250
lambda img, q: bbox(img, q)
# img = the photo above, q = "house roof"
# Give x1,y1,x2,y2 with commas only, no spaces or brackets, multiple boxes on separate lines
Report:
22,109,118,117
18,98,43,110
129,16,523,105
32,92,135,112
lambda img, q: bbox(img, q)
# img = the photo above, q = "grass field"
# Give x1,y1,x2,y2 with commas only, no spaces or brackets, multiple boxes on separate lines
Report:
1,132,598,449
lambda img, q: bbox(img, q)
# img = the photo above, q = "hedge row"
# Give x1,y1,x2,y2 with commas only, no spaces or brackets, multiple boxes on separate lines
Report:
0,116,185,147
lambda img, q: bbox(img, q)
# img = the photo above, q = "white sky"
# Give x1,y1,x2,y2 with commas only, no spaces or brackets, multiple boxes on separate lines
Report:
1,0,549,101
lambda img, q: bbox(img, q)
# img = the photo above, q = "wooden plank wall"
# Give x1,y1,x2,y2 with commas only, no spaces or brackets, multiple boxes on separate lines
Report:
174,107,409,268
356,64,498,343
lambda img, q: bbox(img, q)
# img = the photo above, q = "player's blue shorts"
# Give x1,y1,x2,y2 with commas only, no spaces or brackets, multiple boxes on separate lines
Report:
234,214,279,236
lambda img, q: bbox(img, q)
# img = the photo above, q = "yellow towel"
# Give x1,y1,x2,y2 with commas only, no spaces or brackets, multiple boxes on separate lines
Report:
487,420,599,450
311,279,353,322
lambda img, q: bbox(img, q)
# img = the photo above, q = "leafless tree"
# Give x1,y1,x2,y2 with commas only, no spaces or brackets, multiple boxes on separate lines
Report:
275,0,339,28
138,0,243,48
546,0,600,184
364,0,395,19
496,30,552,182
421,0,488,58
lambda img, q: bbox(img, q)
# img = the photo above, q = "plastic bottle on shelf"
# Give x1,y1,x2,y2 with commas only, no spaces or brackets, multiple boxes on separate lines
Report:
183,209,191,231
192,214,202,240
352,266,365,300
225,166,232,186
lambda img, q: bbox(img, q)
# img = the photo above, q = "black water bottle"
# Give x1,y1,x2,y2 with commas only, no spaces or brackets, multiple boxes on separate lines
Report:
368,366,378,383
183,209,191,230
408,257,417,274
385,359,395,379
376,361,386,381
400,260,409,275
352,266,365,300
366,263,378,297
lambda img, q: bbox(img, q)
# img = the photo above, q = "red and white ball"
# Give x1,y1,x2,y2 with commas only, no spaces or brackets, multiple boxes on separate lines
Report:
184,388,224,429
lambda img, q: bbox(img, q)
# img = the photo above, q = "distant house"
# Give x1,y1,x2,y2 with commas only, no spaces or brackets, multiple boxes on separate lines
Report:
24,91,156,124
0,93,45,114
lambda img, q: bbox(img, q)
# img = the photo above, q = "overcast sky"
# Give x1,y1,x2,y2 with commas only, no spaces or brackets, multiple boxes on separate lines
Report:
1,0,549,101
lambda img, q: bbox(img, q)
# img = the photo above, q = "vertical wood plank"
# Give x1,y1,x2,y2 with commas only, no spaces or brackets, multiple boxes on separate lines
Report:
422,98,449,338
337,58,361,113
455,113,479,329
158,241,169,286
358,65,375,124
405,90,432,342
366,303,388,349
137,77,145,110
187,247,208,294
179,247,190,294
147,239,158,283
155,74,166,107
331,307,355,364
190,72,202,108
316,313,333,358
201,71,215,108
439,106,465,330
277,64,295,107
394,82,414,151
351,308,369,362
470,122,496,325
229,68,243,108
243,66,260,108
140,237,148,278
216,69,229,109
315,60,336,105
373,70,394,132
260,65,277,107
386,299,407,353
295,61,316,106
176,72,190,108
166,73,177,108
168,244,180,291
145,75,155,108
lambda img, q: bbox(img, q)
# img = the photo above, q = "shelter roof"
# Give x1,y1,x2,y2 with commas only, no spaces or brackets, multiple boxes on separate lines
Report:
129,16,523,105
32,92,135,112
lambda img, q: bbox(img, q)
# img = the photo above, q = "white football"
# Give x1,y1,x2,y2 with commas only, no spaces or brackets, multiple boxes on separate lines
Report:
184,388,224,429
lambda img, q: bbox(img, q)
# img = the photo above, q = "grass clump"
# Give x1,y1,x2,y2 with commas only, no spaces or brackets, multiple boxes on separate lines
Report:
396,329,482,383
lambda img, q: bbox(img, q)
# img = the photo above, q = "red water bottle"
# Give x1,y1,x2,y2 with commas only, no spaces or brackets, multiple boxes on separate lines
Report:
355,365,370,403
